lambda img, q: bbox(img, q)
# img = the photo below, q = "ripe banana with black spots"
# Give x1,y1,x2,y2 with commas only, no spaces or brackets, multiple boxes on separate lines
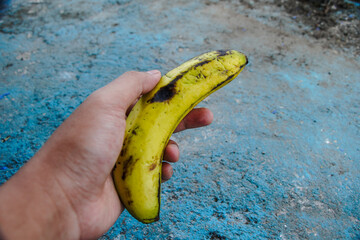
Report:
112,50,248,223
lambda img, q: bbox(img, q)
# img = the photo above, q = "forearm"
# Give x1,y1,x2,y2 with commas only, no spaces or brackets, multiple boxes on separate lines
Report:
0,157,79,240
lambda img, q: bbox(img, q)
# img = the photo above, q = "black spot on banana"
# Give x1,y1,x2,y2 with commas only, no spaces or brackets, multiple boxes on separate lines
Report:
112,50,248,223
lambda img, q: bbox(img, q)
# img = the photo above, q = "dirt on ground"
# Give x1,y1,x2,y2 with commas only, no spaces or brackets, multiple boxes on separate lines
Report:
1,0,359,54
278,0,360,54
201,0,360,55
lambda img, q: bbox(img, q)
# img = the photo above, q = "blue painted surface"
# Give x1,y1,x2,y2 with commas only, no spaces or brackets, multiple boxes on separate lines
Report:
0,0,11,14
1,0,360,239
345,0,360,7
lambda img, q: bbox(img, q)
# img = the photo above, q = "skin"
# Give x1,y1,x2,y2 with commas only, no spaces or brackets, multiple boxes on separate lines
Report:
0,70,213,240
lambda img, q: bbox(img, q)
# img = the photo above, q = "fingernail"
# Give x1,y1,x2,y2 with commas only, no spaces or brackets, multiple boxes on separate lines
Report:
147,70,160,75
170,142,179,150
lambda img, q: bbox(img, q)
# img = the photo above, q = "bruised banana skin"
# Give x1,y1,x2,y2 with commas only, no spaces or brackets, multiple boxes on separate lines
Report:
112,50,248,223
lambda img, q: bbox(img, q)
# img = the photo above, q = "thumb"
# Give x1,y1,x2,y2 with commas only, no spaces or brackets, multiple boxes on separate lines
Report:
93,70,161,112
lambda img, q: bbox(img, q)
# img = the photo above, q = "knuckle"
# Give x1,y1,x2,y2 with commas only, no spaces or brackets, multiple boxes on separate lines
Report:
123,70,143,79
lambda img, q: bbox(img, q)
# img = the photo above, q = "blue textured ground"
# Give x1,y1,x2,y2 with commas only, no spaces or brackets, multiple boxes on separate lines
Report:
1,0,360,239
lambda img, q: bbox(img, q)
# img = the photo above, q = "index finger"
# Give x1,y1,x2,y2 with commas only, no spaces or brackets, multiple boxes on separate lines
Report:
174,108,213,133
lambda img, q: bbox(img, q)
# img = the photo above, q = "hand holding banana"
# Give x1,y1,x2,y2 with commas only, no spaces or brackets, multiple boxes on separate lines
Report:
0,68,218,239
0,50,247,239
113,50,248,223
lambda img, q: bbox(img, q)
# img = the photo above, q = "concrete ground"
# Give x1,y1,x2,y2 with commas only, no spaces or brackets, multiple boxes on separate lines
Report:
1,0,359,239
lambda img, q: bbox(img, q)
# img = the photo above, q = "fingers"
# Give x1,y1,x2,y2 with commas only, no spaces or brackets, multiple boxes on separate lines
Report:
90,70,161,114
114,70,161,110
161,162,173,183
162,140,178,182
163,140,179,163
161,108,213,182
174,107,214,133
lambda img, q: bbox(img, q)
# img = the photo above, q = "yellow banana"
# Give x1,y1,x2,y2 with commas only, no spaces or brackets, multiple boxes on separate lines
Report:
112,50,248,223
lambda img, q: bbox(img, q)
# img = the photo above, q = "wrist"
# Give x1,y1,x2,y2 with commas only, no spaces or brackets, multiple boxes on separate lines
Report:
0,156,80,240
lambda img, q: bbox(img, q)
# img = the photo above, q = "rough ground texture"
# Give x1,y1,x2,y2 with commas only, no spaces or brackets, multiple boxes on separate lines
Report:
279,0,360,54
1,0,359,239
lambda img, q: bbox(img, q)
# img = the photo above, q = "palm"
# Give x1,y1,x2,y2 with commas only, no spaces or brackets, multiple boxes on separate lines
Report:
0,71,213,240
43,81,213,239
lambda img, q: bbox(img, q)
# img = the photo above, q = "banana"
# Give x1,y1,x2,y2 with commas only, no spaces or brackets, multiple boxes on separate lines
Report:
112,50,248,223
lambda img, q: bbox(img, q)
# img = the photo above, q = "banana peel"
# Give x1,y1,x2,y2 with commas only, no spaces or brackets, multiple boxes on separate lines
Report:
112,50,248,223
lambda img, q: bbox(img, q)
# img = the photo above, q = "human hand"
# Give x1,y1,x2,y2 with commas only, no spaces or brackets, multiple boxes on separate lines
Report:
0,71,213,240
